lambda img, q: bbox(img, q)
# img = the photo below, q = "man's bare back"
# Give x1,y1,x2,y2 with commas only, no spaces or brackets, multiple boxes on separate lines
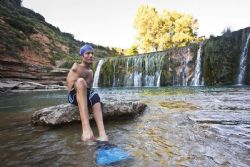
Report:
66,63,93,91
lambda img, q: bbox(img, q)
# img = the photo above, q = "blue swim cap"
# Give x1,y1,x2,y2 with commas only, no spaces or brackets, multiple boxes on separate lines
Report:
79,44,94,56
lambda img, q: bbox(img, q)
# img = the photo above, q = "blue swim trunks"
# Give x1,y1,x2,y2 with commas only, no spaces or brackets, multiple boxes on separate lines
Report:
68,88,100,108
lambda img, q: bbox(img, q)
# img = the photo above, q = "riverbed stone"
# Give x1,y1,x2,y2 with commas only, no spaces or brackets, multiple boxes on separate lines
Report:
31,102,147,125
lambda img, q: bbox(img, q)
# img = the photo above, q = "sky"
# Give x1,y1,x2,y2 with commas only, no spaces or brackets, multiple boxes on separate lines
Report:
22,0,250,49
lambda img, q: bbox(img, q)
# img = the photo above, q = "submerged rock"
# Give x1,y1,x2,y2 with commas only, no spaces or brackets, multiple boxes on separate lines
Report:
31,102,147,125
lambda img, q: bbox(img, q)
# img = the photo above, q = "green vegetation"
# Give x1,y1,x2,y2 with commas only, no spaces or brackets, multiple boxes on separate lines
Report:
124,45,139,56
98,58,115,87
202,27,250,85
221,27,232,37
0,0,122,69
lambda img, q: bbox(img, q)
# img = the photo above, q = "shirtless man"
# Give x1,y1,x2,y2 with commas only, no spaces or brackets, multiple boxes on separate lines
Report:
66,44,108,142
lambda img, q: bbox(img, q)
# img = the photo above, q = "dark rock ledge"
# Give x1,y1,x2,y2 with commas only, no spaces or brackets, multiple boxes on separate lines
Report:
32,102,147,125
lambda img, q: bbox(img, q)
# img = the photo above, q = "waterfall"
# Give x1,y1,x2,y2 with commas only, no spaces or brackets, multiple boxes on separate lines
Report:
124,57,133,87
97,48,196,87
112,61,116,87
155,55,164,87
143,53,164,87
100,53,165,87
192,45,202,86
92,59,104,88
156,55,164,87
133,56,143,87
237,33,250,85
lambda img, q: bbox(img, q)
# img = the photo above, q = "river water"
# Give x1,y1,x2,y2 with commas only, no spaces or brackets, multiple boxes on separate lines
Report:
0,86,249,167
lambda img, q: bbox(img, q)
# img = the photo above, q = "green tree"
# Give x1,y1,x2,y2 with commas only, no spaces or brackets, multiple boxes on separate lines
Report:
221,27,232,37
124,45,139,56
134,5,199,53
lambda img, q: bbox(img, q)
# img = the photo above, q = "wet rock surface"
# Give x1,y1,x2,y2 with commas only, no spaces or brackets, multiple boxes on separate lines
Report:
0,80,66,92
31,102,147,125
134,87,250,166
188,111,250,125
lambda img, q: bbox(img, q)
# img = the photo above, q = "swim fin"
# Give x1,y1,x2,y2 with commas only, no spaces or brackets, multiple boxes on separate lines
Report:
95,142,131,165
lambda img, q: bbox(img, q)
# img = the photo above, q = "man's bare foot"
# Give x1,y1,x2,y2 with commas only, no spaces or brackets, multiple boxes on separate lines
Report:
81,130,95,142
96,135,108,141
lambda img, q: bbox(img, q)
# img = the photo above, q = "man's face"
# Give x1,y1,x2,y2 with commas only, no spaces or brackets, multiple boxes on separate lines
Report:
83,51,94,64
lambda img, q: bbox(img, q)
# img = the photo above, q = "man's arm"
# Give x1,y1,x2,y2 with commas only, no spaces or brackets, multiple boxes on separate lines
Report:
66,63,78,91
67,63,78,80
71,63,78,72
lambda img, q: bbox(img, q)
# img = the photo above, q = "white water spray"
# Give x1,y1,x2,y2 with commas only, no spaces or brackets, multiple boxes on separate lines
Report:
92,59,104,88
192,45,202,86
237,34,250,85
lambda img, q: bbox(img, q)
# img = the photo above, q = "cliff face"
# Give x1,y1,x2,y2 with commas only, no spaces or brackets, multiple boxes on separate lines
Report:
0,0,120,85
203,27,250,85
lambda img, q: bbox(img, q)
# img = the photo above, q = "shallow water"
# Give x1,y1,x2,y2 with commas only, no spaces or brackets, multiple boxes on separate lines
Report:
0,86,249,166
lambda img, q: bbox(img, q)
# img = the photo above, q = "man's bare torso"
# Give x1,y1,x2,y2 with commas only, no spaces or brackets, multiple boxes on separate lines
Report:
66,63,93,91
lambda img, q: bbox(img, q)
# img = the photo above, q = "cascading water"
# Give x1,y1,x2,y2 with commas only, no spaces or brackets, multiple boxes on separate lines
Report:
237,33,250,85
124,57,133,87
133,56,143,87
95,47,196,87
144,54,163,87
92,59,104,88
192,45,203,86
112,61,116,87
156,55,164,87
97,53,165,87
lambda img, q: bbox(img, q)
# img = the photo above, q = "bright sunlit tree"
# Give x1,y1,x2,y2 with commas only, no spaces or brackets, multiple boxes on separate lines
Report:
134,5,199,53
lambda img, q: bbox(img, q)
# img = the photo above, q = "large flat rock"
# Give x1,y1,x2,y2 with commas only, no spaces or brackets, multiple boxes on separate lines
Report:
31,102,147,125
188,110,250,125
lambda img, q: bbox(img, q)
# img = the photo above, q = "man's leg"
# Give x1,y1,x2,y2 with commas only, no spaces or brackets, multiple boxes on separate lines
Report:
75,78,94,141
92,102,108,141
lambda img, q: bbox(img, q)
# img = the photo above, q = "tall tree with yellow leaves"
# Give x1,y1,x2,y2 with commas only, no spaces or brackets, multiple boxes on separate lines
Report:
134,5,159,52
134,5,199,53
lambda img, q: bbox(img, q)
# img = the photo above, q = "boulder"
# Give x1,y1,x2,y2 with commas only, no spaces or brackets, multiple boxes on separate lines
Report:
31,102,147,125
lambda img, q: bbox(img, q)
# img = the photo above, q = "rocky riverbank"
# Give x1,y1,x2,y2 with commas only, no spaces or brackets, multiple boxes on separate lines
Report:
0,80,66,92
